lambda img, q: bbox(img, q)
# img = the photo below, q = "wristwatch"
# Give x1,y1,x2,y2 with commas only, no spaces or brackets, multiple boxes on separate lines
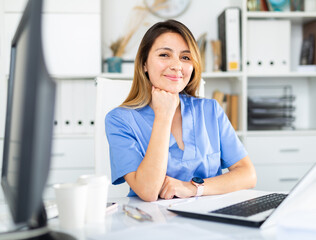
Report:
191,177,205,197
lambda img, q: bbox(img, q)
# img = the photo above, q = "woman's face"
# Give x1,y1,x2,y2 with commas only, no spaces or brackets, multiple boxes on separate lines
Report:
144,32,194,94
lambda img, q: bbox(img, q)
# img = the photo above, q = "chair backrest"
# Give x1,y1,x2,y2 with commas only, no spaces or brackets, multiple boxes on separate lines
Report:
94,77,132,198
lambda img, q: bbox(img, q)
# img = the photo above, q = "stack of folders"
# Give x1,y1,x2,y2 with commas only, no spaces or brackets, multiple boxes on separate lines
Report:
213,90,239,130
248,86,295,130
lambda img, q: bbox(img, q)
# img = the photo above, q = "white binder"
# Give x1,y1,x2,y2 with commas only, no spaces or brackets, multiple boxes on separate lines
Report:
72,80,87,134
60,80,74,134
84,80,96,134
247,20,291,73
53,79,62,135
218,8,241,72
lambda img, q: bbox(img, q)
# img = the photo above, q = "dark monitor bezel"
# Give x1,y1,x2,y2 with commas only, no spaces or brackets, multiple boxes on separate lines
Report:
1,0,53,224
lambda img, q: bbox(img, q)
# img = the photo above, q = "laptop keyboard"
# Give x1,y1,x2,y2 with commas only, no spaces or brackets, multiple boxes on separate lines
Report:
210,193,288,217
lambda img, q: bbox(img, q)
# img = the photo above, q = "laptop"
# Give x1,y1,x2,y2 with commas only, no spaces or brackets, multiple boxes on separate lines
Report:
168,163,316,228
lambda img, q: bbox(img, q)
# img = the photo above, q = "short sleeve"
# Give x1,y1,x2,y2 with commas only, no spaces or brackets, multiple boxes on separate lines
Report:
214,101,248,168
105,109,143,185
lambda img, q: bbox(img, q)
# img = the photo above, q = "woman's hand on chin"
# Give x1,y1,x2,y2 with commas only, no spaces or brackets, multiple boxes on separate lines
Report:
151,86,179,120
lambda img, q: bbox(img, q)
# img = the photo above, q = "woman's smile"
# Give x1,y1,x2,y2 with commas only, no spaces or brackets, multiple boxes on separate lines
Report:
164,74,183,82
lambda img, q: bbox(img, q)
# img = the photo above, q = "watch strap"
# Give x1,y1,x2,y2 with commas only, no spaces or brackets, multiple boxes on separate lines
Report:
196,185,204,197
191,180,204,197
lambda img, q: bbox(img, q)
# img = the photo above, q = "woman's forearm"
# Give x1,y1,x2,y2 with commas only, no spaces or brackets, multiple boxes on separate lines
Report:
125,115,172,201
203,156,257,196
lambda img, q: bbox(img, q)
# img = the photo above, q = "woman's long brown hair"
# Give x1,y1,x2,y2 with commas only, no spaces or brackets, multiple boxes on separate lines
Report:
121,19,202,109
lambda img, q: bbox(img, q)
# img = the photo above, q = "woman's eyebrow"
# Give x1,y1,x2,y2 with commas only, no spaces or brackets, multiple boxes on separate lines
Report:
155,47,191,54
155,47,173,52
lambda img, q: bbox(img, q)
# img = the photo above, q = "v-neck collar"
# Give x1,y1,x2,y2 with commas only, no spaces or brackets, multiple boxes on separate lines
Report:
179,94,196,161
140,94,196,161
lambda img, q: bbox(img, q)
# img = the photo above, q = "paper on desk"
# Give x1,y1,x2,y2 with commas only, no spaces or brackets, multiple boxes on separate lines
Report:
152,197,197,207
152,195,225,207
89,222,228,240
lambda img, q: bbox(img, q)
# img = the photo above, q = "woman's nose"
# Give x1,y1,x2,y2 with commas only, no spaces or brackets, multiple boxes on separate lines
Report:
169,58,182,71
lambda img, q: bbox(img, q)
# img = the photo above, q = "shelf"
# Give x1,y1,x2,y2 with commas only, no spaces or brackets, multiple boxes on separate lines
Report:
246,130,316,137
247,11,316,23
99,73,133,80
51,75,97,80
247,72,316,78
202,72,243,79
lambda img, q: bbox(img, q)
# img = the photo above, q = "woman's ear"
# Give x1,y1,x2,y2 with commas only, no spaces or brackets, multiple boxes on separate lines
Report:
144,62,148,72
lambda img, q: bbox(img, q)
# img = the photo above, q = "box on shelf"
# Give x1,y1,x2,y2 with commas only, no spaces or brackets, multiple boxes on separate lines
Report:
247,20,290,73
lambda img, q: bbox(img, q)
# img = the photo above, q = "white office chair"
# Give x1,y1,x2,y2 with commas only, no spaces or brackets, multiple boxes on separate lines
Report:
94,77,132,198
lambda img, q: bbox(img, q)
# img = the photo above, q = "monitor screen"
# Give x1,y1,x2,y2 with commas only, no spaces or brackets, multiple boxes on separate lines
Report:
1,0,55,230
1,1,77,239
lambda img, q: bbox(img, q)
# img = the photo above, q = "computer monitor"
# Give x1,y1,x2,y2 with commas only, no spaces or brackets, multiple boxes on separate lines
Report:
1,0,74,239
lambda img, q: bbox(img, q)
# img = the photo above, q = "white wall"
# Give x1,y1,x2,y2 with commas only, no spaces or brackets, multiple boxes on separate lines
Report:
101,0,242,73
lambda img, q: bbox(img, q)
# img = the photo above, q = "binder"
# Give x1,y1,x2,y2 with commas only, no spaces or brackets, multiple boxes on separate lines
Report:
60,80,74,134
303,20,316,65
84,80,96,134
212,90,238,130
53,79,62,135
225,94,231,120
218,7,241,72
72,80,87,134
247,20,290,73
230,95,239,130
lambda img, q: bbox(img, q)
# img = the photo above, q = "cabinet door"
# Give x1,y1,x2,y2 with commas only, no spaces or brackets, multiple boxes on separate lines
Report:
254,164,313,191
4,13,101,76
246,136,316,164
42,13,101,76
51,138,94,169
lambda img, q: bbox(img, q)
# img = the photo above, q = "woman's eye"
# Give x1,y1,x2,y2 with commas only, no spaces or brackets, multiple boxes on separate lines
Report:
159,53,169,57
182,56,191,61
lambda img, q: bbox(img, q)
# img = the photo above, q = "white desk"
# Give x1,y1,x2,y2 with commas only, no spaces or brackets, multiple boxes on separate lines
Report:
47,190,277,240
4,188,314,240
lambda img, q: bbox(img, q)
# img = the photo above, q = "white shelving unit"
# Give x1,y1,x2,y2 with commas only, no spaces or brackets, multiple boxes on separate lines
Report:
1,0,316,197
101,0,316,192
243,1,316,191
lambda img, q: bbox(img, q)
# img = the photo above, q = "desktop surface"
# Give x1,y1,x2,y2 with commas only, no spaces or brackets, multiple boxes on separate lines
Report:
2,188,314,240
45,190,277,240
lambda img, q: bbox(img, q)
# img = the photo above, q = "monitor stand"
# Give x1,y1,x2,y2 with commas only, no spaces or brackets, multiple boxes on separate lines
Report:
1,203,76,240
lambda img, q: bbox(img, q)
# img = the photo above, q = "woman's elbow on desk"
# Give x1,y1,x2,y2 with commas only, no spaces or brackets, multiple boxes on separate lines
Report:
139,193,159,202
241,156,257,189
226,155,258,190
124,172,160,202
132,188,159,202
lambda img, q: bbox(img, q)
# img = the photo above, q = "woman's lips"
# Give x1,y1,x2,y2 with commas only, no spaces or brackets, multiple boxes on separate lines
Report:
165,75,182,81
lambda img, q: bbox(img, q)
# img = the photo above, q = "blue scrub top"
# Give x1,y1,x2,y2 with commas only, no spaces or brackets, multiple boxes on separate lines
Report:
105,94,248,197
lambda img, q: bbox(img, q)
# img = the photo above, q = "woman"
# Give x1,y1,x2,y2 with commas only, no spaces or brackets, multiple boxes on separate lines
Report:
105,20,256,202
